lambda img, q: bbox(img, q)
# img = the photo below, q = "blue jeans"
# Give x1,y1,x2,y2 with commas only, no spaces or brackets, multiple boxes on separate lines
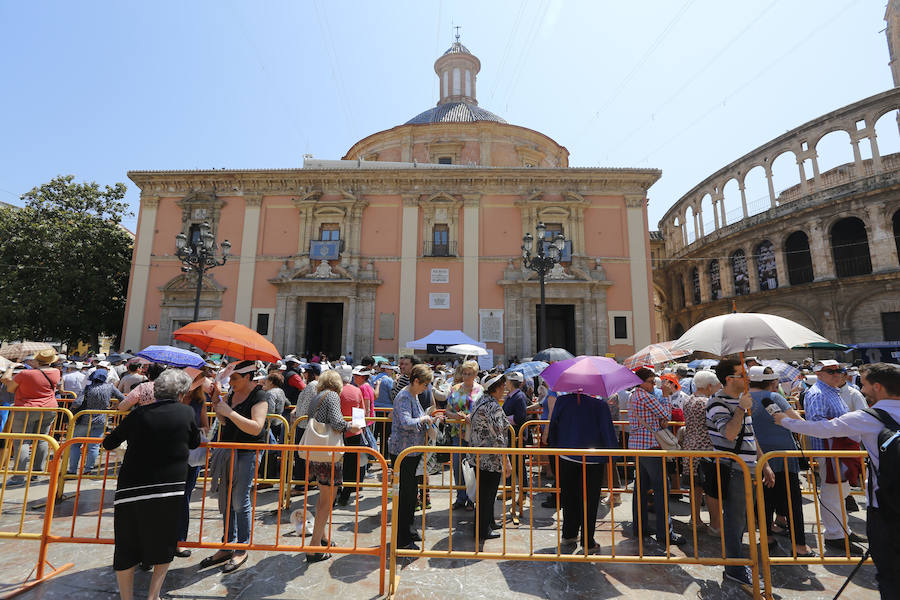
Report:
225,451,258,545
723,467,751,579
631,456,669,540
67,417,107,474
179,465,201,542
451,436,469,503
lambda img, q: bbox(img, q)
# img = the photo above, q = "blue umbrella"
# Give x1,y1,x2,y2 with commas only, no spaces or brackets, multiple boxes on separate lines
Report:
136,345,206,368
505,361,549,380
688,358,718,369
533,347,575,363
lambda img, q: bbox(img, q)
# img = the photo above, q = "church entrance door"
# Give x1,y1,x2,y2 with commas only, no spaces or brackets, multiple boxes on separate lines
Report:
536,304,576,355
305,302,343,360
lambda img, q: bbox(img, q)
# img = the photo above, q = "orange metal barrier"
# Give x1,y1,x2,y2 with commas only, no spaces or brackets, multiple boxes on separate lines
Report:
756,449,873,600
388,446,761,599
0,432,73,598
35,437,390,596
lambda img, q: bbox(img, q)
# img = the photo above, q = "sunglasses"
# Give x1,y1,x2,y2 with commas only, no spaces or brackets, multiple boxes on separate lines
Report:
820,369,845,374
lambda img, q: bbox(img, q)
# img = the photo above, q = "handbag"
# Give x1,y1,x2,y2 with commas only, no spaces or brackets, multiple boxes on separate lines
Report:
299,392,345,463
188,425,213,468
434,423,453,464
636,413,681,451
461,456,477,502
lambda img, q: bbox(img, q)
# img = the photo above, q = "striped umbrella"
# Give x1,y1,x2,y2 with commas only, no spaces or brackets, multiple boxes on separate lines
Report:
0,341,55,362
505,361,549,380
623,341,690,369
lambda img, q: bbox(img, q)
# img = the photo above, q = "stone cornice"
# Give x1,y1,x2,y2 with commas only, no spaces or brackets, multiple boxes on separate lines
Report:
129,167,661,199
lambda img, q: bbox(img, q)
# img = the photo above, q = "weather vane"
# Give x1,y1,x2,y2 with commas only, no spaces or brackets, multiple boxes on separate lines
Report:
454,25,461,42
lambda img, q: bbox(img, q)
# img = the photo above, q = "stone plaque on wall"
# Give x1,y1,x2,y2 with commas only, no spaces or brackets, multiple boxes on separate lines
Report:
431,268,449,283
379,312,395,339
429,293,450,309
479,309,503,343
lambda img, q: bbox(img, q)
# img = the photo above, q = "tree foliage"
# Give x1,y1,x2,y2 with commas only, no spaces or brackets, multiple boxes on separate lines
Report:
0,175,133,348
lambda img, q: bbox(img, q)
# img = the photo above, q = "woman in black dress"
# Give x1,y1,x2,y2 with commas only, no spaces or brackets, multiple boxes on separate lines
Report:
102,368,199,600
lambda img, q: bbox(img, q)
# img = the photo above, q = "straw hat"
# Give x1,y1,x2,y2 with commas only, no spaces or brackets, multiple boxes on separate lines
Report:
34,348,58,365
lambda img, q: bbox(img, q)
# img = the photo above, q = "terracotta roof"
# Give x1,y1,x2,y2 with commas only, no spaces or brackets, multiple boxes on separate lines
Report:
405,101,506,125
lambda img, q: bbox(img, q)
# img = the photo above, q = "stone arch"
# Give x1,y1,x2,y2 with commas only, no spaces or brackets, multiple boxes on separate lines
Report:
745,302,820,333
843,290,900,342
743,165,769,214
813,129,855,175
700,192,714,234
784,230,814,285
730,249,750,296
685,205,697,244
830,217,872,278
873,109,900,160
158,273,226,345
754,239,778,291
770,148,800,202
720,178,741,227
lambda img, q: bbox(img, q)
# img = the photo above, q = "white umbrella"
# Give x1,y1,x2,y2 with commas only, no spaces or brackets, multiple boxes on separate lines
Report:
673,312,830,356
447,343,488,356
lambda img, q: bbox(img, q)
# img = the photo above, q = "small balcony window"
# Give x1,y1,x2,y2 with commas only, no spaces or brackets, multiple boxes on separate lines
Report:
319,223,340,241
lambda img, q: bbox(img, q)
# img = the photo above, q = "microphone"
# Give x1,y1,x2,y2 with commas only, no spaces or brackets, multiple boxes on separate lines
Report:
761,395,782,416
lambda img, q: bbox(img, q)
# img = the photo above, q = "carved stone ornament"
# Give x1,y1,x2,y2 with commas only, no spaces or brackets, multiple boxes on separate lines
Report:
547,262,575,280
313,260,338,279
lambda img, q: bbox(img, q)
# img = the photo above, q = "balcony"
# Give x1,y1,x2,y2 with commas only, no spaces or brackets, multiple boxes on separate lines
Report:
423,240,457,257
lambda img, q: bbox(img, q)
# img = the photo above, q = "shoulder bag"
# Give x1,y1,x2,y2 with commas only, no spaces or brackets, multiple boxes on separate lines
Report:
698,399,746,501
299,391,345,463
636,412,681,451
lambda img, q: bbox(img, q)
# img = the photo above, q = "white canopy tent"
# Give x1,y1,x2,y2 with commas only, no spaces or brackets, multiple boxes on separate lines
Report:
405,330,485,351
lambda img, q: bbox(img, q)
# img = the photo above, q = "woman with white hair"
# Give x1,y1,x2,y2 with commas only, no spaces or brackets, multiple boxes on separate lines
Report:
681,369,721,534
102,368,200,600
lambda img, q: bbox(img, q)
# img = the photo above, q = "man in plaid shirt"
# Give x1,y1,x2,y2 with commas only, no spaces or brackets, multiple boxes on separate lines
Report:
627,367,685,546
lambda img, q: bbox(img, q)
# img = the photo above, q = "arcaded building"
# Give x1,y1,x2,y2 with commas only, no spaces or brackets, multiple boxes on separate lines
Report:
654,4,900,356
121,40,661,362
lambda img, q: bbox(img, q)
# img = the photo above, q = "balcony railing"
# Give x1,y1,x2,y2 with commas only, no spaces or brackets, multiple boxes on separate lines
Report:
835,254,873,278
423,240,457,257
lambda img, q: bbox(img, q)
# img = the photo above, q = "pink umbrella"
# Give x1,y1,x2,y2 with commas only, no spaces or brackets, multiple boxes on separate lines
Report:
540,356,642,397
623,340,690,369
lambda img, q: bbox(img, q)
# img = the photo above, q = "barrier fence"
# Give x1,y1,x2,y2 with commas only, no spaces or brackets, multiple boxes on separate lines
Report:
0,409,880,600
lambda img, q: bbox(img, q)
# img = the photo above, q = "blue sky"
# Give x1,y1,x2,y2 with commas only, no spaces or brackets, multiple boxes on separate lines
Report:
0,0,894,234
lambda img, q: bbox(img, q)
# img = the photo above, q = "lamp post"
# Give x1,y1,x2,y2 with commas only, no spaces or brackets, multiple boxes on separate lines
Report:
175,222,231,323
521,222,566,351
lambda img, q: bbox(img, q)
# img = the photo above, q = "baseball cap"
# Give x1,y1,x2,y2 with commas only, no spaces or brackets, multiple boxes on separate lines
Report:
748,366,779,382
813,360,842,372
351,365,372,376
283,355,301,364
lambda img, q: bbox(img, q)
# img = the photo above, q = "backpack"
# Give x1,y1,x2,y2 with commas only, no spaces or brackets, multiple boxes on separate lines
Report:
862,408,900,516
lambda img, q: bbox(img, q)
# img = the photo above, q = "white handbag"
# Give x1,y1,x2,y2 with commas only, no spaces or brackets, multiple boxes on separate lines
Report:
299,392,345,463
461,456,478,502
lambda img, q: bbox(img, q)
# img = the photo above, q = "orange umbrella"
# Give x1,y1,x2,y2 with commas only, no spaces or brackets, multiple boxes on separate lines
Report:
173,320,281,362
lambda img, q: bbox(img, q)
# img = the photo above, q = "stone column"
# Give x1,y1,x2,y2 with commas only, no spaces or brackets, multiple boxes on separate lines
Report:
285,297,298,352
765,167,777,207
234,193,262,327
738,182,749,219
721,254,735,298
850,135,864,176
746,245,760,293
398,195,419,351
346,294,358,357
122,194,159,351
807,222,836,281
625,194,652,349
867,125,883,173
696,204,705,238
796,155,809,196
462,194,481,339
698,259,711,302
865,205,900,272
273,295,288,353
772,235,789,289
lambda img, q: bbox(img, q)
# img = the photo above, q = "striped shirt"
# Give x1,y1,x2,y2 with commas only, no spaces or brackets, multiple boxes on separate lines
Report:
706,392,758,467
804,381,848,451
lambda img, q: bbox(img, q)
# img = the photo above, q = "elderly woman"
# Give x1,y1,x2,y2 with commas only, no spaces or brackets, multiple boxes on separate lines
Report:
681,370,722,535
302,368,361,562
469,373,510,542
547,390,618,553
446,360,483,509
388,364,436,550
200,360,268,573
748,366,814,556
102,368,200,600
68,368,125,475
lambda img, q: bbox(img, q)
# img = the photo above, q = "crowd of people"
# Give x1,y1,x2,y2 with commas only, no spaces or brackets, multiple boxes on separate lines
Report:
2,347,899,600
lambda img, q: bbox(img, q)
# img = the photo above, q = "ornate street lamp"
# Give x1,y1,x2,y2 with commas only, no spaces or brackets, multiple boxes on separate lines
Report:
175,222,231,323
521,222,566,351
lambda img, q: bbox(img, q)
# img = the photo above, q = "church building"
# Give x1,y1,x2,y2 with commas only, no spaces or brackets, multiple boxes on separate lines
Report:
121,39,660,362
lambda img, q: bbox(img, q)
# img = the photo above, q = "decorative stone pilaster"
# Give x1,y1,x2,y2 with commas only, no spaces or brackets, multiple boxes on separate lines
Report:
865,204,900,272
807,222,837,281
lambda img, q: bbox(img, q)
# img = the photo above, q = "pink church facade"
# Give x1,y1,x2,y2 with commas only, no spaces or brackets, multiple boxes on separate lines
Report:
121,41,660,363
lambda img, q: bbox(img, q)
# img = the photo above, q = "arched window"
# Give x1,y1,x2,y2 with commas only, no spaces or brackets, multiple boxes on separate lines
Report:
893,209,900,264
691,268,701,304
709,260,722,300
831,217,872,278
675,276,685,309
731,250,750,295
785,231,813,285
755,240,778,290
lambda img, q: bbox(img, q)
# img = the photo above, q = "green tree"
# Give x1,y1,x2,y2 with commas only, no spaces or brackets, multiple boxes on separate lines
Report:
0,175,133,348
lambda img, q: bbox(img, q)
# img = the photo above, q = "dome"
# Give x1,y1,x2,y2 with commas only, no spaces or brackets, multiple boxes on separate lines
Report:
405,101,507,125
443,41,472,56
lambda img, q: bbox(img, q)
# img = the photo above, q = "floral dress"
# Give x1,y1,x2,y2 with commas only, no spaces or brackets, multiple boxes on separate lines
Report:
468,397,508,472
681,394,714,473
447,382,483,439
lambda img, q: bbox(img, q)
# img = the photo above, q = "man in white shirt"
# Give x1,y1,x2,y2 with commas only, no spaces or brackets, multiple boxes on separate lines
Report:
775,363,900,599
61,361,87,401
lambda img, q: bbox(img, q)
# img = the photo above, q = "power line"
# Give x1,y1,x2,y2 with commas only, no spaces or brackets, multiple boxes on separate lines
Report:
488,1,528,105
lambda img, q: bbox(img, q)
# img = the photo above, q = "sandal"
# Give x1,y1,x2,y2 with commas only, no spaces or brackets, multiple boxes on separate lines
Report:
221,552,248,573
795,549,817,558
305,552,332,563
199,550,233,569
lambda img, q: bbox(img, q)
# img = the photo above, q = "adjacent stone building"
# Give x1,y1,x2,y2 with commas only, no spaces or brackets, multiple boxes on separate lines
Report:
121,40,661,362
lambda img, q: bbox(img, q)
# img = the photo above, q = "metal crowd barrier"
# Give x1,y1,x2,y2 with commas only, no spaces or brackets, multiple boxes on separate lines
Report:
755,449,873,600
35,438,390,596
0,432,73,597
388,446,762,599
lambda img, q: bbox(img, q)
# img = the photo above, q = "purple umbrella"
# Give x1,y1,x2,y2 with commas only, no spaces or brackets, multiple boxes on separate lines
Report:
540,356,642,397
